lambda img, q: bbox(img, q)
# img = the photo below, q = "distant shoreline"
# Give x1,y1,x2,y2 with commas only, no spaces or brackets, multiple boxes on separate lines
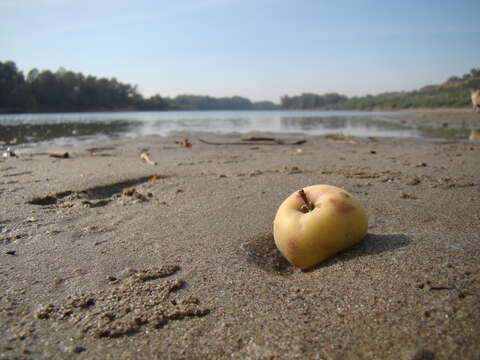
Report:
0,106,475,116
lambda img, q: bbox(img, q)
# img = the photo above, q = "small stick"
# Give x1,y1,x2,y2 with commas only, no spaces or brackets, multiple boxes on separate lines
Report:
298,189,314,212
241,136,277,142
48,152,69,159
85,146,116,153
199,139,306,146
140,152,157,166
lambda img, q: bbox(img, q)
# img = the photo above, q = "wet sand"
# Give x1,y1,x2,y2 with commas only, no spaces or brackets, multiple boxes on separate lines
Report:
1,110,479,359
392,108,480,126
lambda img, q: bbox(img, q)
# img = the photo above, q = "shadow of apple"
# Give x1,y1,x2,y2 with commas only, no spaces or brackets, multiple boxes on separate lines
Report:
306,233,411,271
348,233,410,256
240,233,410,273
239,233,293,275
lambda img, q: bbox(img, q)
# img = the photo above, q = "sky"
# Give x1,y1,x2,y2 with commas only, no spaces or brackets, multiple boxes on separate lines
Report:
1,0,479,103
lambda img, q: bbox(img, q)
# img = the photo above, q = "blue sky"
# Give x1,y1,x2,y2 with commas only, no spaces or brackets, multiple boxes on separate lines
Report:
1,0,479,102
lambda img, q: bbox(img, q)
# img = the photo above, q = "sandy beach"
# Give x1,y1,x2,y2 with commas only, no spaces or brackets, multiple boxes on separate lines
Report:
1,110,479,359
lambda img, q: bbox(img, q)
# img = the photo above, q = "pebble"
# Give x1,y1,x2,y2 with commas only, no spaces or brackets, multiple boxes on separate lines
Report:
401,192,417,199
410,349,435,360
249,170,263,177
404,177,421,186
73,346,86,353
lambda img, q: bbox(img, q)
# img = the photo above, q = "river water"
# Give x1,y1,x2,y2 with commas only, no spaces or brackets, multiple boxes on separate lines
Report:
0,110,469,146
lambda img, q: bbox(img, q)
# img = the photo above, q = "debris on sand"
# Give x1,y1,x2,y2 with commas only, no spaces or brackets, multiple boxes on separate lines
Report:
2,147,17,158
175,139,192,147
140,152,157,166
325,134,358,144
48,152,69,159
401,192,418,199
199,137,306,146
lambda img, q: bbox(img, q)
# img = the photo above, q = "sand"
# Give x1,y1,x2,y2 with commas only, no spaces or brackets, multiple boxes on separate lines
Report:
1,110,479,359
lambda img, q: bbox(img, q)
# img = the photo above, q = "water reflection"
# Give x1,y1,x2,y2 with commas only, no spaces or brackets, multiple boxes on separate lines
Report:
417,125,471,139
0,110,472,146
281,116,349,130
0,121,136,145
139,116,250,136
280,115,418,137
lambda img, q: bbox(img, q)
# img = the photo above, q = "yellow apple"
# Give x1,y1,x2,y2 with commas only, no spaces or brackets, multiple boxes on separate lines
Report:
273,185,368,269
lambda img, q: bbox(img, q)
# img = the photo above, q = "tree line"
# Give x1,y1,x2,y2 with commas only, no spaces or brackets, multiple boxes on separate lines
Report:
0,60,278,113
280,93,347,109
1,60,479,113
281,68,480,110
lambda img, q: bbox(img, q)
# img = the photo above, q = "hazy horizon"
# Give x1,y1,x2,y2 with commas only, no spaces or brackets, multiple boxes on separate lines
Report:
1,0,479,102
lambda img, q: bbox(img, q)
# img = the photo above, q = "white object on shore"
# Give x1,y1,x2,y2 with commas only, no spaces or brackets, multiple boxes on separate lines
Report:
140,152,157,166
472,90,480,112
2,147,17,158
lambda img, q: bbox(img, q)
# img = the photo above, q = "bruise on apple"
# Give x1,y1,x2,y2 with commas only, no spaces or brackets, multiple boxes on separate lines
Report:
287,236,300,251
329,195,355,213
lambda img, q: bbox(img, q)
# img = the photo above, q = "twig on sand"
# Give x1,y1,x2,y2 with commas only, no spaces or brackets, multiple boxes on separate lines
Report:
85,147,117,153
140,152,157,166
241,136,280,142
48,152,69,159
326,134,358,145
199,138,306,146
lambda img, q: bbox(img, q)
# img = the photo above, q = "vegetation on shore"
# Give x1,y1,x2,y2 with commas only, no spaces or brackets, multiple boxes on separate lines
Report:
0,61,278,113
1,60,479,113
281,68,480,110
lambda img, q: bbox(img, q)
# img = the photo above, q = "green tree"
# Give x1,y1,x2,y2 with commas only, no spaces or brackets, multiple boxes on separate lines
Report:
470,68,480,78
0,60,27,110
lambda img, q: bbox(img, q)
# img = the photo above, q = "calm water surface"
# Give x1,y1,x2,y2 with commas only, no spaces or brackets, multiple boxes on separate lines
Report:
0,110,469,146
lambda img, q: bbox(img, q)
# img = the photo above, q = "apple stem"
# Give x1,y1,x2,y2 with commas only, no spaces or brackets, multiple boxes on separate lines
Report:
298,189,314,212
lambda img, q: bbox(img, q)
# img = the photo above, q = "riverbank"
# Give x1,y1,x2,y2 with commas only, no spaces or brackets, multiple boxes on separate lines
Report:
1,108,479,148
386,108,480,128
1,125,479,359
